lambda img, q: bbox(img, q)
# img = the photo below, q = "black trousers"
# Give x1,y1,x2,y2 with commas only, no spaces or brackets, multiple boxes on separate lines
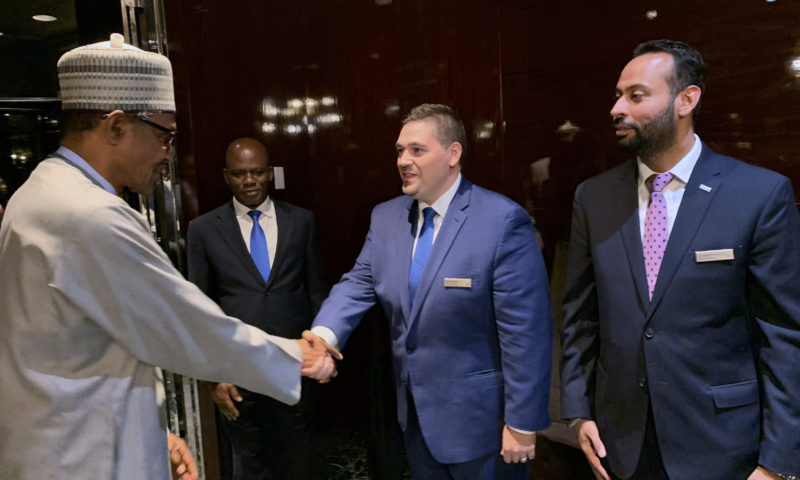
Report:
607,407,669,480
219,379,318,480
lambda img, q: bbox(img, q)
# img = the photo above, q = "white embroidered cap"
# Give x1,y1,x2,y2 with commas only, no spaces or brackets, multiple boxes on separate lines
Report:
57,33,175,112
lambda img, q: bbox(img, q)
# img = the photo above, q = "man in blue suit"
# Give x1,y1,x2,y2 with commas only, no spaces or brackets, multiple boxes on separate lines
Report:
308,104,553,479
561,40,800,480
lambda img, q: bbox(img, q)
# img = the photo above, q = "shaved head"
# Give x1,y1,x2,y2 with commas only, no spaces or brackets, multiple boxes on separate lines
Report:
225,137,268,169
223,137,272,208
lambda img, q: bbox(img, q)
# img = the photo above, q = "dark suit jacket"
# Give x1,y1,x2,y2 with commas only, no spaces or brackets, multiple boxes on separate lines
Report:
313,178,553,464
560,143,800,479
187,199,327,339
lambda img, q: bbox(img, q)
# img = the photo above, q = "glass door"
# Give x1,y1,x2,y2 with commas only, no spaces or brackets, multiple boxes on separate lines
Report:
119,1,205,478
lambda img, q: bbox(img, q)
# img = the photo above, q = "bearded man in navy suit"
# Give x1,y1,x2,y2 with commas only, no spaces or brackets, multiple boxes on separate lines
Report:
187,137,327,480
307,104,553,480
561,40,800,480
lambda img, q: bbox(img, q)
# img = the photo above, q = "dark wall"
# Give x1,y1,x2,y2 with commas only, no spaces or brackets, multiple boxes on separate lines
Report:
499,0,800,269
163,0,800,476
166,0,800,280
166,0,505,282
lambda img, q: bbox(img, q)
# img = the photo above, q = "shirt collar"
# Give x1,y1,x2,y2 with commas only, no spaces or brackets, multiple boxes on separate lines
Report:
233,195,273,218
637,133,702,187
418,173,462,217
55,145,117,195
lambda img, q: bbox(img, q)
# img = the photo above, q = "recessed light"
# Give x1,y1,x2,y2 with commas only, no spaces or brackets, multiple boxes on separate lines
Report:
32,14,58,22
0,32,4,36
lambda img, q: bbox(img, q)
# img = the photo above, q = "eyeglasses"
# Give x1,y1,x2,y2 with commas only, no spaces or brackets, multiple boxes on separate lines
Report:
132,114,177,150
101,112,177,149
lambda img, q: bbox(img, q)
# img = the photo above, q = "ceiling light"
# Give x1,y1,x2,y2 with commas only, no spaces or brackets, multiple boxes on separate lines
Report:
32,14,58,22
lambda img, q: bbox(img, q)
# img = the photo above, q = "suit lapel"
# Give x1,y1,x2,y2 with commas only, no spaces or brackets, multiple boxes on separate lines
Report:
615,161,651,310
399,200,417,324
647,144,723,317
270,200,295,289
407,180,470,326
215,201,266,287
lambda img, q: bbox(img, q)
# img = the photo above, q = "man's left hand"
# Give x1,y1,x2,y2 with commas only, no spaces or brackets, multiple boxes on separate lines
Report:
168,433,198,480
500,424,536,464
747,466,782,480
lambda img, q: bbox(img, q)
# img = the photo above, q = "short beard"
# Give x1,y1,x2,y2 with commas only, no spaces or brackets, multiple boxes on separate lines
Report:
616,98,677,161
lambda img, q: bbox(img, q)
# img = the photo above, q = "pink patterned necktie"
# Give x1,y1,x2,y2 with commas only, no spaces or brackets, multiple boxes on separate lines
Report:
643,172,673,300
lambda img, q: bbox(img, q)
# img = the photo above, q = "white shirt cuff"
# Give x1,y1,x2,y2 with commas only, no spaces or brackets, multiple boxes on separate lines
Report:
568,418,587,428
508,425,536,435
311,326,339,349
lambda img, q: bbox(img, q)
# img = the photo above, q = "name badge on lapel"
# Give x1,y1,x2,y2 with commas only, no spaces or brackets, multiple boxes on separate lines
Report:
444,278,472,288
695,248,735,263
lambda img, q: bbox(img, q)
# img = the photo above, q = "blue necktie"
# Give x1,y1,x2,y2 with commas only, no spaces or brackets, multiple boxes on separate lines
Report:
409,207,436,304
248,210,270,282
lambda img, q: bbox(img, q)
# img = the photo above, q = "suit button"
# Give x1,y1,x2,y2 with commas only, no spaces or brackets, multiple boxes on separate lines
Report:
406,345,416,354
644,327,654,339
639,378,648,391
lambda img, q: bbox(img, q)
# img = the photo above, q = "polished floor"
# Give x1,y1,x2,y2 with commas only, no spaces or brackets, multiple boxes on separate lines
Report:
215,420,593,479
306,424,594,480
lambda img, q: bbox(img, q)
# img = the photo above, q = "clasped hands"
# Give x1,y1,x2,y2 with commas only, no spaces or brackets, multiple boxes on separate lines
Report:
211,330,342,422
295,329,342,383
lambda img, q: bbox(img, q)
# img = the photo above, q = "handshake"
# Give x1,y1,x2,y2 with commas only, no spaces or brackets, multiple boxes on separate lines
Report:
212,330,342,422
294,330,343,384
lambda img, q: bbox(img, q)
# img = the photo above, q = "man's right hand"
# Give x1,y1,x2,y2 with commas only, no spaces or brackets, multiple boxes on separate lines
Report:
210,382,242,421
574,419,610,480
294,330,343,383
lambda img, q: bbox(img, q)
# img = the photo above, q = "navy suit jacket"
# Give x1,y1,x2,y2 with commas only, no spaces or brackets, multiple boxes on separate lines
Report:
312,178,553,464
561,144,800,479
187,199,327,339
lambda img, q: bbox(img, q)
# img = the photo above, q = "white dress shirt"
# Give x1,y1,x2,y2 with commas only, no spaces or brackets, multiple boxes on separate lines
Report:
232,195,278,269
412,173,462,255
637,134,702,240
314,174,462,348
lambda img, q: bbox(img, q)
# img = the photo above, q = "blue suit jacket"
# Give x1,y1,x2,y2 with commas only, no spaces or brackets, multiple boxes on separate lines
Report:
561,144,800,479
313,178,553,464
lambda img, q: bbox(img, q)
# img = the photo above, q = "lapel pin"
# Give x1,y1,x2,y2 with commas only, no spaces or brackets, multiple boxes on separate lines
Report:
699,184,712,192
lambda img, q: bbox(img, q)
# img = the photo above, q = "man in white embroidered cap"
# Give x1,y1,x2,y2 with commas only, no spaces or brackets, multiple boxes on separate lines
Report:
0,34,339,480
56,32,178,196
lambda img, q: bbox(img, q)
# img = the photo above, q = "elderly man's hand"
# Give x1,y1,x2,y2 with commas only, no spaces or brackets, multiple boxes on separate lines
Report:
168,433,198,480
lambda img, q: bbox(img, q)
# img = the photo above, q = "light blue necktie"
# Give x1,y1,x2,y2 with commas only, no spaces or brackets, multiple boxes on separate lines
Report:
248,210,270,282
409,207,436,304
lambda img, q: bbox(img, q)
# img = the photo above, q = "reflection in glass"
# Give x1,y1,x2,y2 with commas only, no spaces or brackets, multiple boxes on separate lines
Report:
261,122,277,134
474,120,495,140
789,57,800,77
259,95,343,137
261,99,279,118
